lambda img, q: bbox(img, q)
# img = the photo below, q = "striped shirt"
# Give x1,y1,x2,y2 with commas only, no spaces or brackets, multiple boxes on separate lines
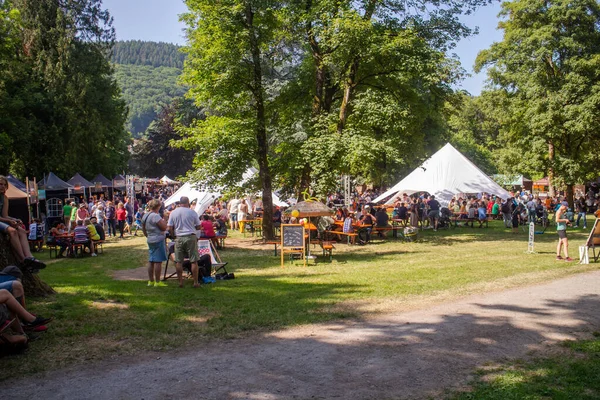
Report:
74,226,89,242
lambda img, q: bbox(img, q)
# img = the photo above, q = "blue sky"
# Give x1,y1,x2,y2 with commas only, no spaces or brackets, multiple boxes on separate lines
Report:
103,0,503,95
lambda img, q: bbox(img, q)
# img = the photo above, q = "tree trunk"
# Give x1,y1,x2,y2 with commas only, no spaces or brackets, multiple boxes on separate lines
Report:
548,141,556,197
246,3,274,240
337,59,358,134
565,184,574,209
0,234,55,297
336,0,377,135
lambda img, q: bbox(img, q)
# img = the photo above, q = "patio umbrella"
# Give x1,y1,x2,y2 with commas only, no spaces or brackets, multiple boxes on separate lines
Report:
285,201,333,217
285,201,333,259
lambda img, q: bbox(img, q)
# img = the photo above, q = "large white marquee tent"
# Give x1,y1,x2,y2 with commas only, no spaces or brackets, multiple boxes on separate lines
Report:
165,167,289,214
164,182,221,215
373,143,510,206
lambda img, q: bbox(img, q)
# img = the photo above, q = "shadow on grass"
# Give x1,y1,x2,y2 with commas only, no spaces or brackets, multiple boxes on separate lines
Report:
3,281,600,399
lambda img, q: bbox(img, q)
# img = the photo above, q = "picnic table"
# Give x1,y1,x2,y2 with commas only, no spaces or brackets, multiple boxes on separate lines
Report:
451,213,491,228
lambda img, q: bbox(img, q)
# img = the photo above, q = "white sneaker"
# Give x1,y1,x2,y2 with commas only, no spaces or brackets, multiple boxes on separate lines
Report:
91,253,98,257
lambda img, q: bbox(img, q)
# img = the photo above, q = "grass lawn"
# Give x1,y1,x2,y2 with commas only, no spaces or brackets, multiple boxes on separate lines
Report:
1,219,597,380
451,334,600,399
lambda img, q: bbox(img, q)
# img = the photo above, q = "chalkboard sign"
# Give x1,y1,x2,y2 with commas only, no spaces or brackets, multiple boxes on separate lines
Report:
281,224,306,267
282,224,305,248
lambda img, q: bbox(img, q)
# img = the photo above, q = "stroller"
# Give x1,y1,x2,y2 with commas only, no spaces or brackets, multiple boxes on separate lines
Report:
438,207,453,229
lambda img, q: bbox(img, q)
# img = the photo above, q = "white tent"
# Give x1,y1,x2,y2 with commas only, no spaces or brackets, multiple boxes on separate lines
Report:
164,182,221,215
160,175,178,184
373,143,510,206
257,191,289,207
272,192,289,207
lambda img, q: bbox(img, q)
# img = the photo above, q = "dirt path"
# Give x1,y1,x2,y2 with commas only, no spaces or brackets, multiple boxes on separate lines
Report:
5,270,600,400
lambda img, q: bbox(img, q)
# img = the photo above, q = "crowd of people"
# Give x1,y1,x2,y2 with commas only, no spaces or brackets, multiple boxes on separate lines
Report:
3,173,600,352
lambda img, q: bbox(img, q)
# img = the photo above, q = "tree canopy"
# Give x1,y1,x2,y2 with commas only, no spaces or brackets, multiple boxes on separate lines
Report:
179,0,494,201
476,0,600,198
114,63,187,136
0,0,129,179
129,97,200,178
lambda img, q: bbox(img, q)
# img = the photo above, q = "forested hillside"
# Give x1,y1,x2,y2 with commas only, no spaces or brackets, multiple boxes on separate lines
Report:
112,40,187,137
114,64,186,135
112,40,185,68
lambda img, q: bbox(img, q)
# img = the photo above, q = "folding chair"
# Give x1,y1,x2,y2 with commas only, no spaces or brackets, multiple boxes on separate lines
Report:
585,218,600,262
163,239,229,281
198,239,229,275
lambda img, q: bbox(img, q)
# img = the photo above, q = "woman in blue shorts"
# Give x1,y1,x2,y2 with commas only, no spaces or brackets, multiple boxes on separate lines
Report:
141,199,168,287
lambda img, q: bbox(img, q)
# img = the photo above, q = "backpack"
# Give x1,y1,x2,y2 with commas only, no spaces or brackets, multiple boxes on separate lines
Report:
501,202,510,213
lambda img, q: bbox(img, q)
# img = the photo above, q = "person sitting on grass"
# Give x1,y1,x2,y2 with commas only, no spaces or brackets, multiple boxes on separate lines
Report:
0,176,45,271
74,220,96,257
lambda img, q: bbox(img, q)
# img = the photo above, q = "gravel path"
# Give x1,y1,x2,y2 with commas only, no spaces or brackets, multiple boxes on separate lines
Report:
5,270,600,400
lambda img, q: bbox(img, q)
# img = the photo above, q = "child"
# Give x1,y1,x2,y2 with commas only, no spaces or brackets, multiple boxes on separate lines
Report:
477,202,487,227
133,209,143,236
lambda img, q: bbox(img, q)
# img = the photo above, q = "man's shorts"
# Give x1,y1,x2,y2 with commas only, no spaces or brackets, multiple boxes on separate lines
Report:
230,213,238,222
174,235,200,263
148,241,168,263
0,221,10,233
0,275,17,293
428,210,439,219
557,230,567,239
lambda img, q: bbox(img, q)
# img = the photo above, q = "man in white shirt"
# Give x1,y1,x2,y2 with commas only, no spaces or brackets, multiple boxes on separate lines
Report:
167,196,201,288
228,198,240,230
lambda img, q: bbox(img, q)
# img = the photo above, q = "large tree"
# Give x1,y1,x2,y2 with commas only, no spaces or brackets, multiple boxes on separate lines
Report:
180,0,493,216
181,0,283,239
476,0,600,202
276,0,494,194
0,0,129,179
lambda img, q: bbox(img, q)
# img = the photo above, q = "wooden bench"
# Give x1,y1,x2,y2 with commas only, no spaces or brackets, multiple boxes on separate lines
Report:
320,241,335,262
47,242,59,258
265,240,279,256
372,226,396,239
215,234,227,249
452,216,491,228
72,243,86,257
28,239,44,252
324,231,358,245
93,240,104,254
